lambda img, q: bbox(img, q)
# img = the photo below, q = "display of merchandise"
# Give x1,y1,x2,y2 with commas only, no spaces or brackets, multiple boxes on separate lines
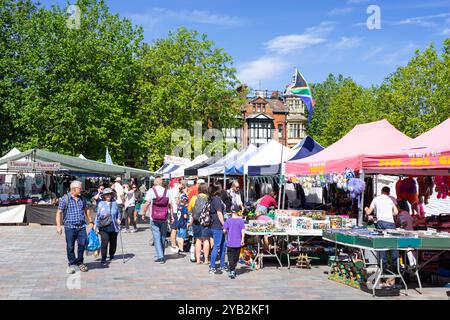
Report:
329,258,367,289
423,214,450,232
239,246,257,269
246,220,281,233
323,228,450,249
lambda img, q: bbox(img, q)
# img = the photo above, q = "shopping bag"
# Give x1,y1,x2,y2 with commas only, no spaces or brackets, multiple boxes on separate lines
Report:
87,229,101,252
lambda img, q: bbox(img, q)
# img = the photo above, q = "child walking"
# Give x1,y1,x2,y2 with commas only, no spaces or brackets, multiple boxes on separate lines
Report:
176,194,189,254
223,211,246,279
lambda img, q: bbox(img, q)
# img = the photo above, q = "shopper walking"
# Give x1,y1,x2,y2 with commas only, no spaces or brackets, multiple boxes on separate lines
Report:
175,194,189,254
188,183,211,264
56,181,94,274
94,188,121,266
209,183,227,274
141,176,171,263
223,210,246,279
124,184,138,233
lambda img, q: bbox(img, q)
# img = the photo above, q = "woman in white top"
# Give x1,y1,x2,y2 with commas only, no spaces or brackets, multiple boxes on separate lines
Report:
124,184,138,232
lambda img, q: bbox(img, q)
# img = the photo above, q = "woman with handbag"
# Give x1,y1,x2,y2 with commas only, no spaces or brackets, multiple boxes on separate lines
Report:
94,188,122,266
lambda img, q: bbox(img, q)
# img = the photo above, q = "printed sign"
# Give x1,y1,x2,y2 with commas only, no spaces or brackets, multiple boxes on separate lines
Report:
164,155,191,166
34,161,60,171
7,161,33,171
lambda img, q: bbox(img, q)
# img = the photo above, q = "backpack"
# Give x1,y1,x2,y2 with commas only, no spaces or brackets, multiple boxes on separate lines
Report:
151,187,169,221
199,200,212,227
192,195,208,223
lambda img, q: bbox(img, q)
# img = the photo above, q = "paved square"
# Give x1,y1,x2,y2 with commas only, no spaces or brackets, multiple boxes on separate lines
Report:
0,225,448,300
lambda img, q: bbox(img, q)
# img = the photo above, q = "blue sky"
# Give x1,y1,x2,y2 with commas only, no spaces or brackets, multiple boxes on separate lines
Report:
40,0,450,90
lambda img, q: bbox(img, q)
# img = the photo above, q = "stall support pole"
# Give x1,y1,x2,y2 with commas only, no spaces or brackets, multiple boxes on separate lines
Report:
208,175,210,186
223,173,226,190
246,175,250,202
282,179,287,210
358,170,365,226
278,175,283,209
243,174,246,203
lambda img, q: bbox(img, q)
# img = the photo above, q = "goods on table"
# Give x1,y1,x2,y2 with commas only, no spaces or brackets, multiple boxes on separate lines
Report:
323,228,450,249
246,220,282,233
274,210,355,232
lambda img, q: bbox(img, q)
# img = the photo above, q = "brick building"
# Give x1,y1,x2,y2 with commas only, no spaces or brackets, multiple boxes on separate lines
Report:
224,70,309,148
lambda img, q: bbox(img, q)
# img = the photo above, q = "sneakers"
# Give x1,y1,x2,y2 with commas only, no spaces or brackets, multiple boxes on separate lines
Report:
209,268,216,275
170,246,179,253
108,256,114,261
130,228,137,233
228,271,236,279
122,229,130,233
155,258,166,264
78,263,89,272
66,265,77,274
219,264,229,272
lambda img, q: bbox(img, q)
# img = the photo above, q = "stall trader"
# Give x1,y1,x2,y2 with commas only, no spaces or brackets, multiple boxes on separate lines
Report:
364,186,398,284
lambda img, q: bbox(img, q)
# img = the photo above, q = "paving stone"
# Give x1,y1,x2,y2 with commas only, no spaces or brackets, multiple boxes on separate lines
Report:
0,225,448,300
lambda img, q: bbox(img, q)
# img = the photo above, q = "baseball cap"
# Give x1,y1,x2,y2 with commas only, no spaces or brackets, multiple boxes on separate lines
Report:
180,194,188,202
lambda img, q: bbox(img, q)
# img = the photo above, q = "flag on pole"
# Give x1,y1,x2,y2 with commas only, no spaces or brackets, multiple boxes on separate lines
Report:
105,147,113,165
288,68,314,122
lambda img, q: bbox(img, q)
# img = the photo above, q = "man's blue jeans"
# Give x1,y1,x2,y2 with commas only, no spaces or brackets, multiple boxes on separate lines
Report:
151,220,168,260
376,220,398,271
210,228,226,270
65,227,87,266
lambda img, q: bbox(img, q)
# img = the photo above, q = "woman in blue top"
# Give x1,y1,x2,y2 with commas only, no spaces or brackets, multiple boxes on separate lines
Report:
94,188,122,266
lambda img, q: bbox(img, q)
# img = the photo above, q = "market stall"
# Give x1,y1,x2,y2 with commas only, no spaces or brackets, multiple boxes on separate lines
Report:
0,148,153,224
242,209,356,269
323,228,450,296
288,135,324,161
197,148,239,177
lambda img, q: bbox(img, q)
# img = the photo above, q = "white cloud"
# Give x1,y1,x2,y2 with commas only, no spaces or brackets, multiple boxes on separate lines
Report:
331,37,363,49
362,46,385,61
237,56,290,88
375,44,419,66
442,28,450,35
328,7,354,16
265,22,334,54
128,8,242,28
394,13,450,27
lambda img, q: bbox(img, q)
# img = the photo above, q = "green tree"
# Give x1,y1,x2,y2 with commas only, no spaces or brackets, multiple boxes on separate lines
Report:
307,74,350,145
138,27,242,169
379,40,450,137
1,0,145,163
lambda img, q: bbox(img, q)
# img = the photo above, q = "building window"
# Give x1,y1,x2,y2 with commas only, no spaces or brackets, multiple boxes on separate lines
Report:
278,124,283,139
253,104,256,113
257,104,261,113
263,104,266,113
289,124,301,139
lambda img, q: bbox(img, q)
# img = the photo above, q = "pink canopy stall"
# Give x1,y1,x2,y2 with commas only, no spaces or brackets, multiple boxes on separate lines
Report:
362,118,450,176
285,119,412,175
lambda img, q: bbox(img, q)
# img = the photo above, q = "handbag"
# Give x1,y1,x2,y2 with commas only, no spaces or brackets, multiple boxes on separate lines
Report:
98,202,113,228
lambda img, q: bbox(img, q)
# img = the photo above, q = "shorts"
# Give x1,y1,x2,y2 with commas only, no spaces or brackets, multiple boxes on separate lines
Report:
256,204,268,215
192,224,213,239
177,228,187,239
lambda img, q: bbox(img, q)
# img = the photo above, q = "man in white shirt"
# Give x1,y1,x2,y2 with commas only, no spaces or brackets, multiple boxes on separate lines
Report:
365,186,399,277
113,177,125,221
365,186,398,226
229,181,244,213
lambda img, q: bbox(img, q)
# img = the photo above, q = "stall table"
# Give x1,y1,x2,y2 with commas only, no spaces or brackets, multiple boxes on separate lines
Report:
245,231,285,269
323,229,450,296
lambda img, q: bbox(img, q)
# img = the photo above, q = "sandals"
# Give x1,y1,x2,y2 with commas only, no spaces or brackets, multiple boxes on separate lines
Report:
78,264,89,272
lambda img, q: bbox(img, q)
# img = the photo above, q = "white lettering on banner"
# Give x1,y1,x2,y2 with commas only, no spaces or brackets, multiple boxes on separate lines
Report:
7,161,33,171
34,161,60,171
